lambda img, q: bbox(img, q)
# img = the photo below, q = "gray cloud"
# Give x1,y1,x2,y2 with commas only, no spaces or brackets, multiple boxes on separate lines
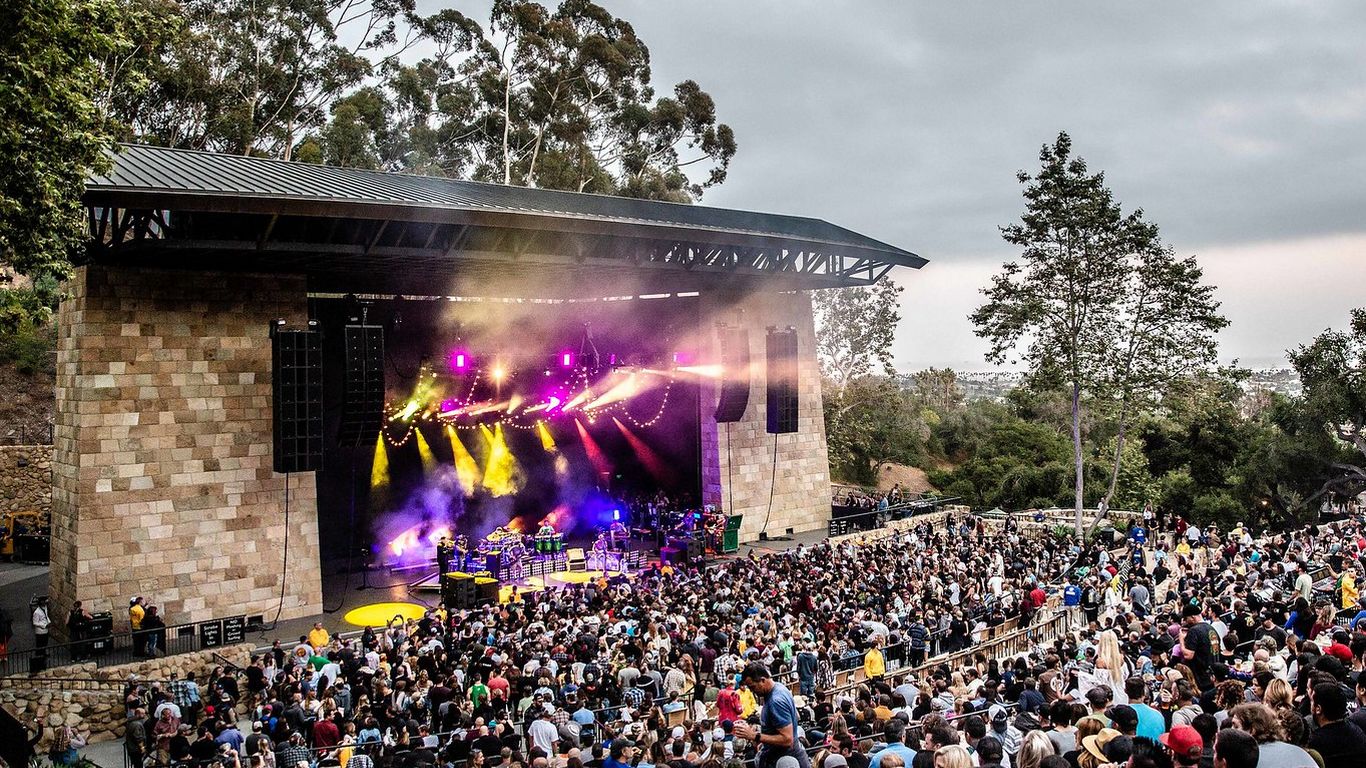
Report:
613,0,1366,260
419,1,1366,367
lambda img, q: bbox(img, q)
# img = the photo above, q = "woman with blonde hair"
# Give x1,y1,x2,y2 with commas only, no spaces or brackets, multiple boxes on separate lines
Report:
931,746,972,768
1015,729,1056,768
1094,631,1129,703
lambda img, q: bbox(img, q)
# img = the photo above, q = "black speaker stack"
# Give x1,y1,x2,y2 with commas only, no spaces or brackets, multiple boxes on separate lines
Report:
338,324,385,448
765,328,799,434
441,571,477,609
714,327,751,422
272,326,324,473
441,571,499,609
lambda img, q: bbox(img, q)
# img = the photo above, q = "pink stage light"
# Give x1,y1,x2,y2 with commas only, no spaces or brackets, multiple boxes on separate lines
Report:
560,351,575,368
449,351,469,372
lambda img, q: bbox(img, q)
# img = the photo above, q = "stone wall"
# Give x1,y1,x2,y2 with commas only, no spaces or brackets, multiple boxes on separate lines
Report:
0,643,253,748
50,265,323,632
0,445,52,515
700,292,830,542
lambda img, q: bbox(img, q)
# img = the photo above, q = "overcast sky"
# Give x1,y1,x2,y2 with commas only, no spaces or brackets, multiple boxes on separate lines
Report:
431,1,1366,370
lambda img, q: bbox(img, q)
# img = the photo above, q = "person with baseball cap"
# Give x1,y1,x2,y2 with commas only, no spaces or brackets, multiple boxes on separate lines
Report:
1160,724,1203,767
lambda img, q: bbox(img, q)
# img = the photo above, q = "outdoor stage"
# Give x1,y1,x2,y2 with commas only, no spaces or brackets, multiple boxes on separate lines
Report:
47,143,923,631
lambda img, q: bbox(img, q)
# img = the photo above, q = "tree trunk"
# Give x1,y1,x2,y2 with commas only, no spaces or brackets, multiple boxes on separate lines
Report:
1088,397,1130,535
1071,380,1085,536
502,70,513,185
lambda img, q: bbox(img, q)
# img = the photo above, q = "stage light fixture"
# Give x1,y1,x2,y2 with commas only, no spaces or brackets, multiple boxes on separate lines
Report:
491,364,507,382
560,351,575,368
449,351,470,372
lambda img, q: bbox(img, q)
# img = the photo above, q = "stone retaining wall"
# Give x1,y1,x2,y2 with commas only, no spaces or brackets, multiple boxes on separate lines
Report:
0,445,52,515
0,643,253,749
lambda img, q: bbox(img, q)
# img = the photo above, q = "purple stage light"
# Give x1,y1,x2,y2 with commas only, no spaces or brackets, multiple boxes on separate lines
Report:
560,351,575,368
449,350,469,372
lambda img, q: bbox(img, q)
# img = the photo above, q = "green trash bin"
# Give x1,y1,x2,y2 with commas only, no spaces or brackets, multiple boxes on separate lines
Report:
722,514,743,553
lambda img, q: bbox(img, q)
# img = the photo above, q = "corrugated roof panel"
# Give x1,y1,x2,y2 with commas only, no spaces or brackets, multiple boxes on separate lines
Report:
86,144,924,266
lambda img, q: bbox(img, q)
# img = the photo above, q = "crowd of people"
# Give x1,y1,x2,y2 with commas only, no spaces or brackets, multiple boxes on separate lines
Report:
108,509,1366,768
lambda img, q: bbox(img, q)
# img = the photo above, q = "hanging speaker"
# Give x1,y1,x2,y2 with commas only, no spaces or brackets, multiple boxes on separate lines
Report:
714,327,751,423
338,324,385,447
272,327,324,473
765,328,799,434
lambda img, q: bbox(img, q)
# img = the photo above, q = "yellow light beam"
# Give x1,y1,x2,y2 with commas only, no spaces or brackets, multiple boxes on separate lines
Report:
536,421,556,452
445,424,482,494
481,424,520,497
370,433,390,490
414,427,436,474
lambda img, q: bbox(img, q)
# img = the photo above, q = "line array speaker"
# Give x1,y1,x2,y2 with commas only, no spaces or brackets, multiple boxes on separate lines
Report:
338,324,385,448
765,328,799,434
272,328,324,473
714,327,751,423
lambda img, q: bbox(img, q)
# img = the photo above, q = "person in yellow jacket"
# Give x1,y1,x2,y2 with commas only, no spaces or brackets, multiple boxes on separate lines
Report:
307,621,331,650
129,597,145,631
1341,569,1359,610
737,683,758,718
863,638,886,681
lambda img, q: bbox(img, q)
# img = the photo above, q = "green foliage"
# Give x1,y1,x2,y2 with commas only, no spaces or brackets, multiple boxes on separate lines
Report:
824,374,925,485
116,0,736,201
1,0,130,281
1107,435,1157,511
925,401,1074,509
812,279,903,391
0,312,55,375
1287,308,1366,501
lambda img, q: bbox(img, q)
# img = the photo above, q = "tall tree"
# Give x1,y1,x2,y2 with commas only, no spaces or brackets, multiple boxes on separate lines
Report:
971,132,1143,533
812,279,903,398
1,0,131,295
297,1,735,201
119,0,423,158
908,367,966,415
1288,308,1366,505
1091,238,1227,525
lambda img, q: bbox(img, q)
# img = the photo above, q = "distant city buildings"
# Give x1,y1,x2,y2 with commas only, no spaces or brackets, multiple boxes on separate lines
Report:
949,368,1302,402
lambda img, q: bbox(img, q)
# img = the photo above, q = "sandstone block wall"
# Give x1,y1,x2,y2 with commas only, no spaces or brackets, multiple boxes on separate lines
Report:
50,265,322,632
0,445,52,514
700,292,831,542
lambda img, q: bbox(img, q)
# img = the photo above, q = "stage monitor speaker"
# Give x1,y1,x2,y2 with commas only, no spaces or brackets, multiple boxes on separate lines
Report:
441,571,477,609
660,545,686,566
686,538,705,562
272,328,324,473
475,576,500,605
338,324,385,448
765,328,799,434
714,327,751,423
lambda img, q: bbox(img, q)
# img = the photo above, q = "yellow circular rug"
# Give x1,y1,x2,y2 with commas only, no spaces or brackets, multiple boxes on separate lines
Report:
342,601,428,627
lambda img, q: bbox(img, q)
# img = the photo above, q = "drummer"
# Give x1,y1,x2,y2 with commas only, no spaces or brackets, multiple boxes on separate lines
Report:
536,520,558,538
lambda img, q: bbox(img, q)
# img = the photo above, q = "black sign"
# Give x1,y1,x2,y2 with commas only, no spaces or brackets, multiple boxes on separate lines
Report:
199,620,223,649
223,615,246,645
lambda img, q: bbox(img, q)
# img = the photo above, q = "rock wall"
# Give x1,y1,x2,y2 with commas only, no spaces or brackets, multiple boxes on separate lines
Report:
0,445,52,515
50,264,323,631
0,643,254,748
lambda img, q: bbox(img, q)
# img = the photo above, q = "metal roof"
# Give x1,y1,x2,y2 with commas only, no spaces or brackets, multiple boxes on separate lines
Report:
82,144,925,296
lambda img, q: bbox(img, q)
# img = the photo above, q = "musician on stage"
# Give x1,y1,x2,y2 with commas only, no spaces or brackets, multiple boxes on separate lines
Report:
608,521,629,551
536,520,558,538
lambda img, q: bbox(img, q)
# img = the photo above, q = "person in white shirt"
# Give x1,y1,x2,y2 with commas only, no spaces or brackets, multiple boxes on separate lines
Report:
527,708,559,755
32,600,50,646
